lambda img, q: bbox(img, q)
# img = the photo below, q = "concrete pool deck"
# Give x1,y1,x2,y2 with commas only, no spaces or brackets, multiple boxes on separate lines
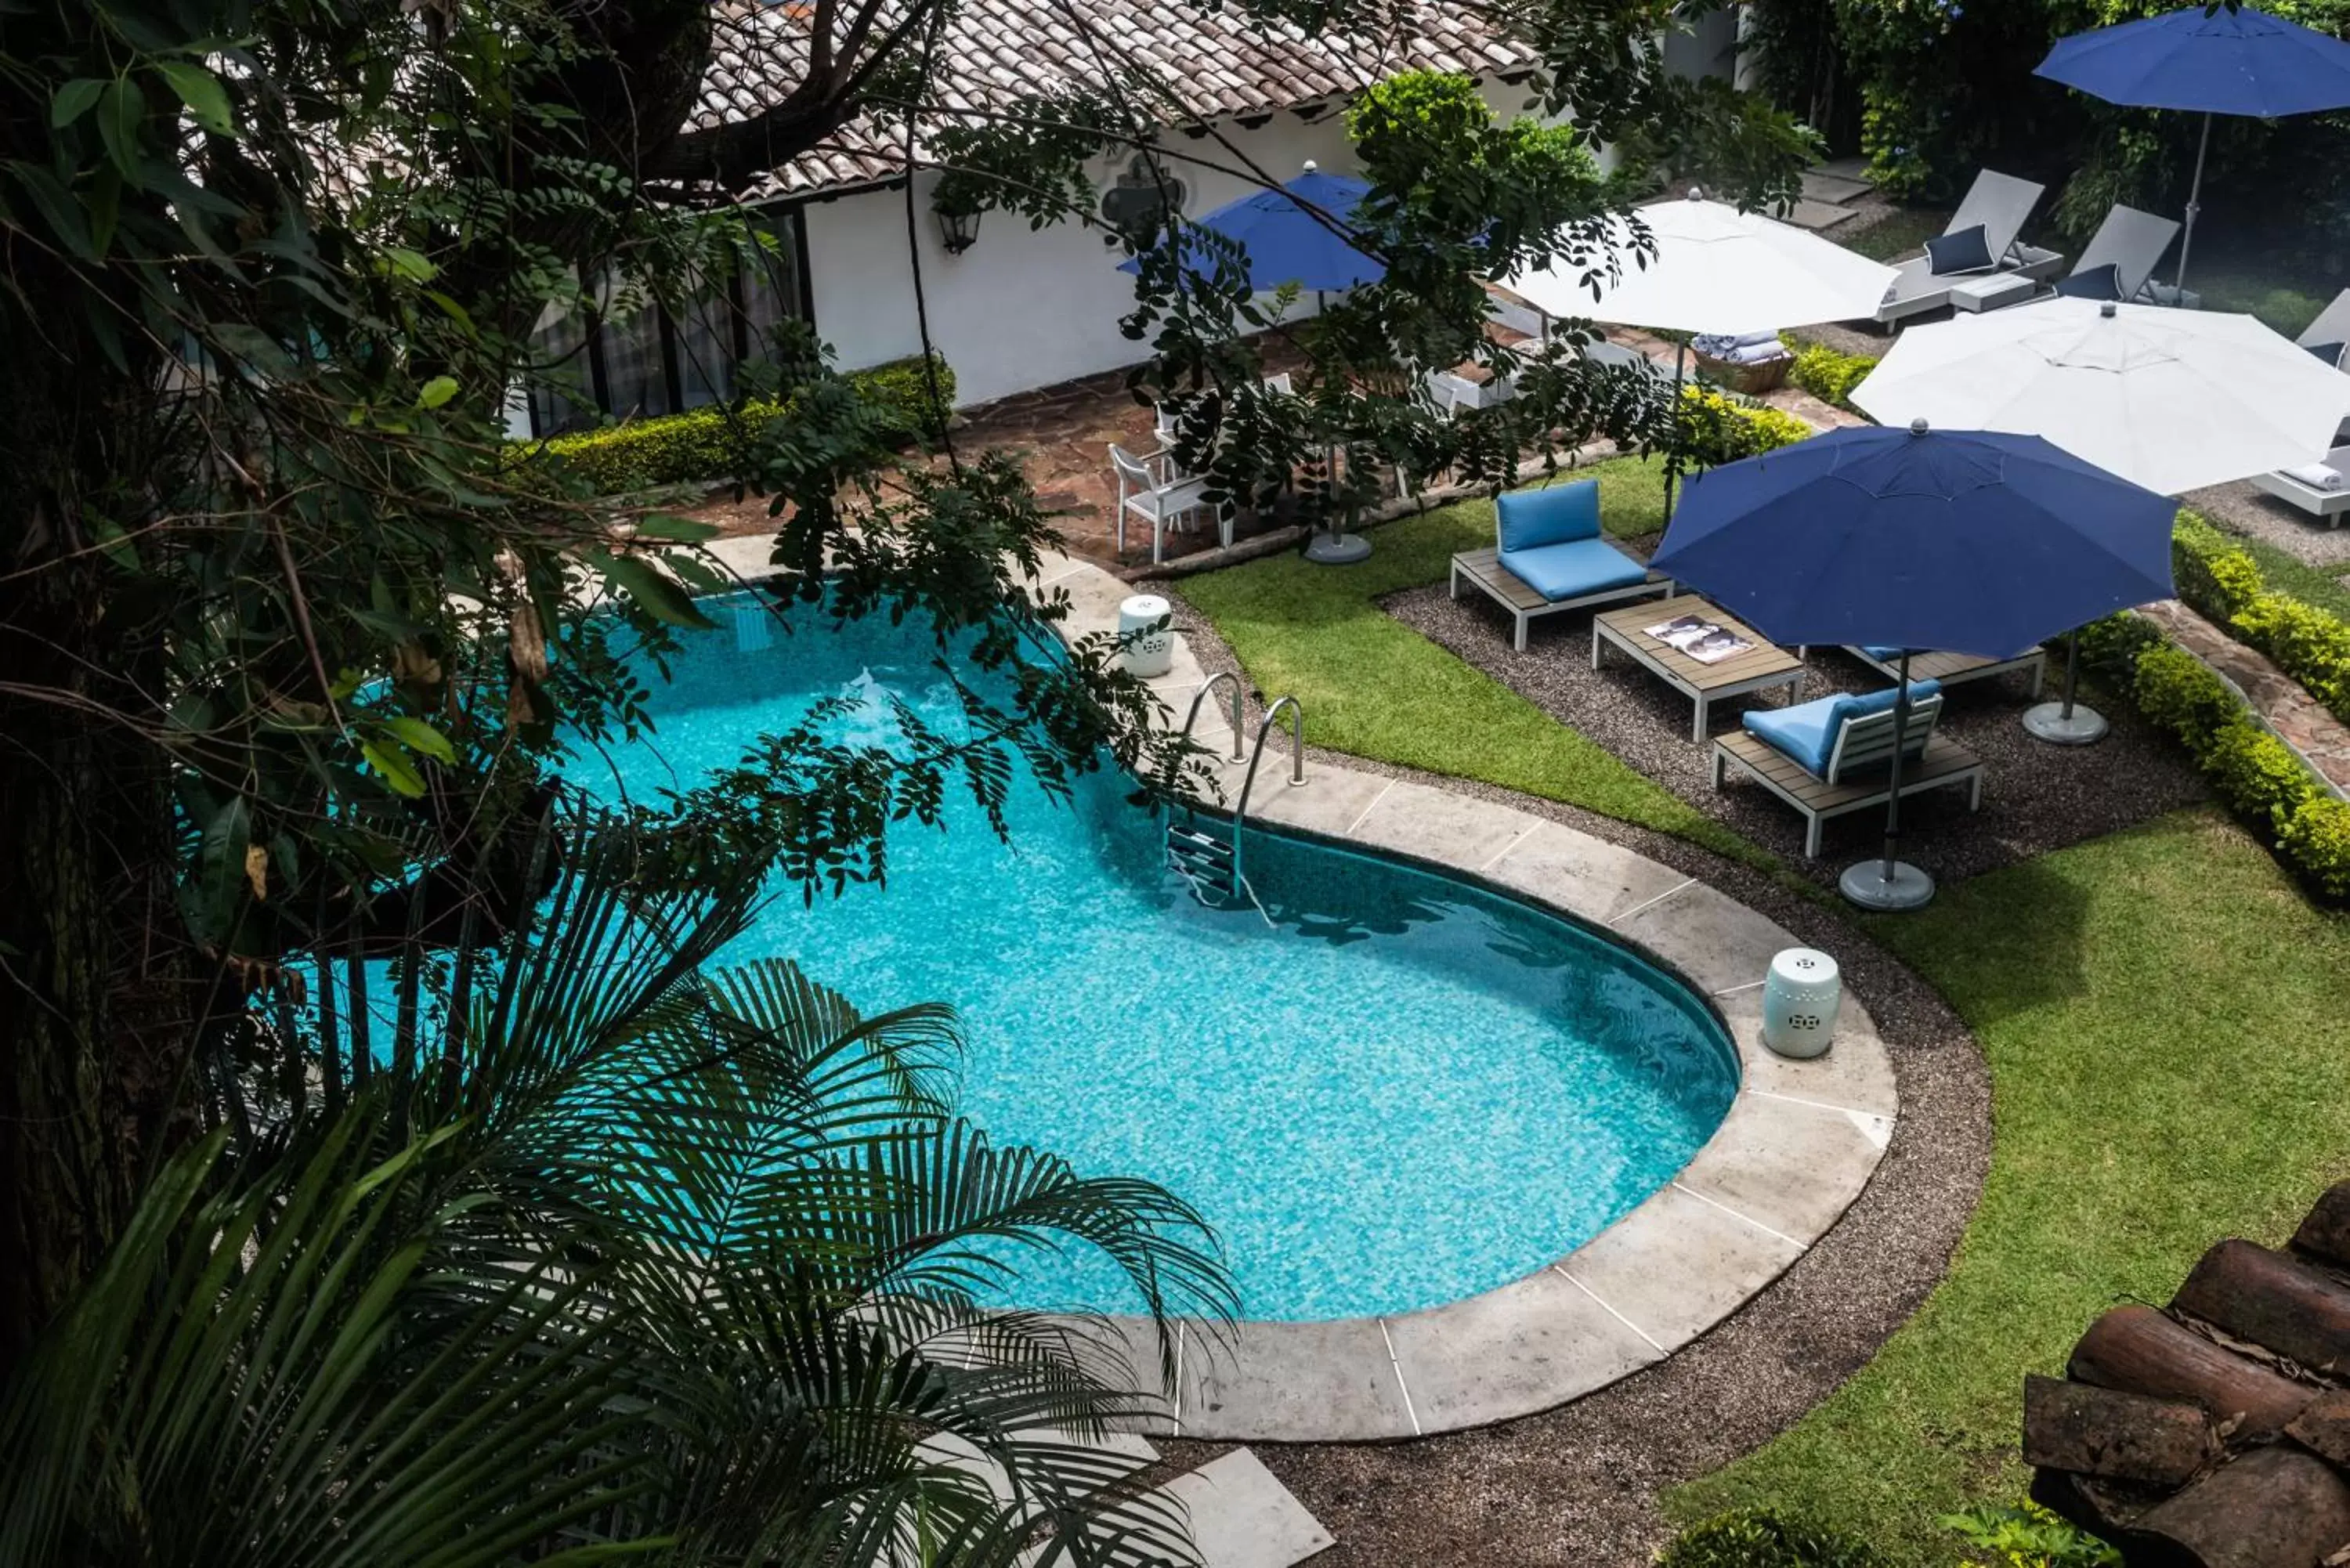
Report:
1021,547,1899,1443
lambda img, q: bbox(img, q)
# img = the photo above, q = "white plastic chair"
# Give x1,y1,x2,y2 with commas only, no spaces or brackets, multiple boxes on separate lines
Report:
1109,443,1216,564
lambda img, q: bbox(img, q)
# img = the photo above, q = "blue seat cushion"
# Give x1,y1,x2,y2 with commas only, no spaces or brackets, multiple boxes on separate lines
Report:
1496,480,1601,552
1859,645,1904,662
1496,537,1647,603
1744,680,1943,777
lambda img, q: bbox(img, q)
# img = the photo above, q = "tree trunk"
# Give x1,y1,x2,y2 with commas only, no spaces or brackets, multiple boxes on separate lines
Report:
0,334,199,1367
2023,1373,2212,1486
2068,1306,2314,1440
2172,1237,2350,1382
2291,1181,2350,1270
2128,1446,2350,1568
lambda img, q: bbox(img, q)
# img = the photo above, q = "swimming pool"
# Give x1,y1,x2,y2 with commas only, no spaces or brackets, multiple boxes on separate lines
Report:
573,594,1739,1322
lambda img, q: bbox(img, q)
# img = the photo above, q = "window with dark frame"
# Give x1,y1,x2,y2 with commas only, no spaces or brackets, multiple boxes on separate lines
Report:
522,206,812,438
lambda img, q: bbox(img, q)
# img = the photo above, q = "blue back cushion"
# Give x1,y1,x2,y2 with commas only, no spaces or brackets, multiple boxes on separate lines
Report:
2055,262,2121,301
1496,481,1601,553
1926,224,1994,276
1845,679,1940,721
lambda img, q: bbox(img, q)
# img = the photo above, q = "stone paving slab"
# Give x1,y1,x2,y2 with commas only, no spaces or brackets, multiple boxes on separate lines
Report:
1027,554,1896,1441
1381,1263,1662,1432
1164,1448,1335,1568
1181,1318,1418,1443
1559,1184,1807,1353
1800,170,1873,204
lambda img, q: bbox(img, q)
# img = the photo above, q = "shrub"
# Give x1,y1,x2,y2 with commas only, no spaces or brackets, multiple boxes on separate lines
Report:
1782,338,1879,411
2073,610,2164,679
2131,642,2240,753
526,352,956,496
1658,1508,1887,1568
2203,719,2321,829
1678,385,1813,468
2172,510,2350,724
2084,612,2348,901
2279,795,2350,898
1941,1501,2120,1568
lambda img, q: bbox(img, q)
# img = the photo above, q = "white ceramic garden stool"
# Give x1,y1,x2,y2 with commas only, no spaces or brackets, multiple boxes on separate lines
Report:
1116,594,1175,678
1762,947,1841,1060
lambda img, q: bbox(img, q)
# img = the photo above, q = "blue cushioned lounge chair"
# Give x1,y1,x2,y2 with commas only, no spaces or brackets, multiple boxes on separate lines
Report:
1447,480,1669,651
1713,680,1985,856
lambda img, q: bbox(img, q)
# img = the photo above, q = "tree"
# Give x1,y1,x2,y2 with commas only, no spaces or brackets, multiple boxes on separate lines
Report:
0,816,1230,1566
0,0,1813,1360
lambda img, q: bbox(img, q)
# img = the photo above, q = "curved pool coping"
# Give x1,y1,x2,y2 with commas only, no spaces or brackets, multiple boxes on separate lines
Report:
991,547,1900,1444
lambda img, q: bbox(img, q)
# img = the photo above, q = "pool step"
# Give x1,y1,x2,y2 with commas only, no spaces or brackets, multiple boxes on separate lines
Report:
1167,822,1240,901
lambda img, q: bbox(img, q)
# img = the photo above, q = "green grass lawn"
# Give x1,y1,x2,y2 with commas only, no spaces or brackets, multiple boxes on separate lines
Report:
1665,807,2350,1559
1178,458,1776,873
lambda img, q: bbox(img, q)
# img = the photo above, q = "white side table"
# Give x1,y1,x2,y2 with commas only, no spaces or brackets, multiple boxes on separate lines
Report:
1762,948,1842,1059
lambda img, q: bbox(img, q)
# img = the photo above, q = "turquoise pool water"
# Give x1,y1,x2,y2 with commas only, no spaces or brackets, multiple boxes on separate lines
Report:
573,595,1738,1321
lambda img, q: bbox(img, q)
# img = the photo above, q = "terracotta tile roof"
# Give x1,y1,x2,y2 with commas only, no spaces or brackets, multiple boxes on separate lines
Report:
691,0,1540,199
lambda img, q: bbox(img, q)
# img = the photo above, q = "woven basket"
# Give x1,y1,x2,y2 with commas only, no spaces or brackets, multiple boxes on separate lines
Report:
1695,351,1792,396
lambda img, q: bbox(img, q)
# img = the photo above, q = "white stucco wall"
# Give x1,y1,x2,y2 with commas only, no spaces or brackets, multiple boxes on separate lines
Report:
801,76,1551,407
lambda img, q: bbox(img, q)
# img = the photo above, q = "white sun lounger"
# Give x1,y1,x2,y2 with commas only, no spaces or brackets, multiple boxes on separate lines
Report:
2254,448,2350,525
2054,204,2181,305
1876,171,2063,327
2253,291,2350,522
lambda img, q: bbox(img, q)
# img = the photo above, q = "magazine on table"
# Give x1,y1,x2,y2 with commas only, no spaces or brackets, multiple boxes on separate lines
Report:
1642,612,1753,665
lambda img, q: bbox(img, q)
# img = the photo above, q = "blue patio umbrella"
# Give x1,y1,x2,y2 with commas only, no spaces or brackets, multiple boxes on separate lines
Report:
1118,163,1383,293
1650,421,2175,908
2035,5,2350,289
1122,162,1384,564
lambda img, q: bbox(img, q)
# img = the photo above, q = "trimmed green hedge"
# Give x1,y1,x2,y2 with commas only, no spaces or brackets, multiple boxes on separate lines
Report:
526,352,956,495
1781,338,1879,411
2173,511,2350,726
2078,612,2350,898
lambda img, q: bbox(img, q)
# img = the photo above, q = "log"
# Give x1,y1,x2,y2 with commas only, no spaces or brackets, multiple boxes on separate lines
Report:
2029,1466,2161,1541
2287,1389,2350,1469
2023,1374,2211,1485
2173,1238,2350,1379
2292,1182,2350,1270
2069,1306,2312,1440
2129,1447,2350,1568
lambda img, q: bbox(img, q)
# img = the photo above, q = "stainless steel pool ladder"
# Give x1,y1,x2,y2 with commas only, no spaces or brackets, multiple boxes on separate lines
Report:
1164,675,1304,905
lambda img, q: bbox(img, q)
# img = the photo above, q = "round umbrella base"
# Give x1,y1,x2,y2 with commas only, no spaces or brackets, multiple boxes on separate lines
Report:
1839,858,1936,912
2022,701,2110,746
1303,531,1372,565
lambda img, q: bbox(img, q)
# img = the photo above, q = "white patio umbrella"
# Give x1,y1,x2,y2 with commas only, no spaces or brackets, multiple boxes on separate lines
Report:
1503,191,1899,515
1506,191,1902,336
1853,295,2350,742
1851,297,2350,497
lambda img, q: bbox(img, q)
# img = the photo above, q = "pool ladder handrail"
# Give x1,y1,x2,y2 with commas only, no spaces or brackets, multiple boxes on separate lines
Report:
1162,677,1304,905
1227,695,1306,895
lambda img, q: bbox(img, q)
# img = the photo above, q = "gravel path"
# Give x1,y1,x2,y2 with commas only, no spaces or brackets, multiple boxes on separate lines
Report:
1156,594,1997,1565
1391,586,2207,888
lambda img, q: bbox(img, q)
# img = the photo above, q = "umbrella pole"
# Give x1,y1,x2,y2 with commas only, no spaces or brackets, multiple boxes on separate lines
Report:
2023,629,2110,745
1664,341,1688,525
1838,650,1936,911
2175,111,2212,297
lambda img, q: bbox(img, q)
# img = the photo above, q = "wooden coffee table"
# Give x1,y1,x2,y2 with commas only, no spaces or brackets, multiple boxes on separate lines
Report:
1593,595,1805,742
